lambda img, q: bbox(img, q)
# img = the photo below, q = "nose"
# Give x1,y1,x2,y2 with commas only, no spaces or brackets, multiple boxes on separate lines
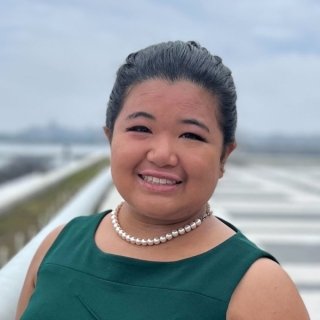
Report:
146,135,178,167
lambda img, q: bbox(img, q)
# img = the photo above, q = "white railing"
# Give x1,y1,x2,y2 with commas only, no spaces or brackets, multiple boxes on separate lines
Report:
0,168,113,320
0,153,106,213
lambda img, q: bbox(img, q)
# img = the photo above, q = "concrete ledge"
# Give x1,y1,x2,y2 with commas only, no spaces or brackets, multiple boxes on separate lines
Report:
0,153,107,214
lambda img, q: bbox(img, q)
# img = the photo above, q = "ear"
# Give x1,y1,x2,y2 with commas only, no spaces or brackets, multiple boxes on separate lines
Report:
103,127,112,144
219,142,237,178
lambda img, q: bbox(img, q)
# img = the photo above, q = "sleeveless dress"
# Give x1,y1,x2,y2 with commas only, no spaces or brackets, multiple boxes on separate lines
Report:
21,211,276,320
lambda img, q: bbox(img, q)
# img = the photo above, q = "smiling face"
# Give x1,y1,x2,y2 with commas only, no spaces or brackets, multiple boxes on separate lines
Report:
107,79,235,223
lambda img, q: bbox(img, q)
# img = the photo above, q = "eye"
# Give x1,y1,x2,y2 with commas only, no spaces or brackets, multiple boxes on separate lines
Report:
180,132,207,142
126,126,151,133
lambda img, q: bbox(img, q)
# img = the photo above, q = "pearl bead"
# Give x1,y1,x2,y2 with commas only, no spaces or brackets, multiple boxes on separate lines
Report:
111,202,212,246
130,236,136,244
160,236,167,243
172,230,179,237
190,222,197,229
166,233,173,241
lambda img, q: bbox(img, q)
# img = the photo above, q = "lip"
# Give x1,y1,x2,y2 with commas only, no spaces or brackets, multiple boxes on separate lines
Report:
138,170,183,183
137,170,183,192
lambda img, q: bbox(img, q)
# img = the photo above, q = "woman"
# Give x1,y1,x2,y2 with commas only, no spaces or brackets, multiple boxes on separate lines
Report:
16,41,309,319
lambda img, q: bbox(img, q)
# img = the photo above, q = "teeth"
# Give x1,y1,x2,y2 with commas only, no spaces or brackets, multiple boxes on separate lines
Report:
142,175,177,185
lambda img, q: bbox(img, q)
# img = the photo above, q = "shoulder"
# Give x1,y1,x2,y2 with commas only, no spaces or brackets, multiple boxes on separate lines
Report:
227,258,310,320
33,225,66,280
28,225,66,284
16,225,65,319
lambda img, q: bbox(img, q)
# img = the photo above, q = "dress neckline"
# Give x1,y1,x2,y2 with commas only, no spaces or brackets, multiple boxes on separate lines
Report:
91,210,241,265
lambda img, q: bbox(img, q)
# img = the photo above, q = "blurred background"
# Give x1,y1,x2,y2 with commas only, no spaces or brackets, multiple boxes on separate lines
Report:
0,0,319,318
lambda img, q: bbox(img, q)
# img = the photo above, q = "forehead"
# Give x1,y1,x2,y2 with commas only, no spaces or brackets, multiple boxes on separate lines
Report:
122,79,219,117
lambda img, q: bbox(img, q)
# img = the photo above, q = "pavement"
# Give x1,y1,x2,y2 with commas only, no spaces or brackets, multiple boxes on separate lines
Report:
99,157,320,319
213,159,320,319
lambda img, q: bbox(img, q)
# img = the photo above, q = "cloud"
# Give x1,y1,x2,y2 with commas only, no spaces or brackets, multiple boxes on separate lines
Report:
0,0,319,134
234,53,320,134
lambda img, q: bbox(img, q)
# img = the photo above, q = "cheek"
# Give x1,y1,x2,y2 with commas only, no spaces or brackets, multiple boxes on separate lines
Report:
111,135,133,158
185,152,221,185
110,136,143,173
110,139,126,174
110,142,133,192
188,147,221,173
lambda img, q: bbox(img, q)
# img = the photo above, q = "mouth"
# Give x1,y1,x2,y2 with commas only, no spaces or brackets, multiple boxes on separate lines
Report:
138,174,182,185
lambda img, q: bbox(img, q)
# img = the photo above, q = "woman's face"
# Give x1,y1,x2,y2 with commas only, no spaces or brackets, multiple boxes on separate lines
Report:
107,79,235,222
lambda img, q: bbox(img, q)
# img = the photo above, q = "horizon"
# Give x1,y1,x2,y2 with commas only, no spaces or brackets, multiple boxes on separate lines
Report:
1,122,320,157
2,121,320,139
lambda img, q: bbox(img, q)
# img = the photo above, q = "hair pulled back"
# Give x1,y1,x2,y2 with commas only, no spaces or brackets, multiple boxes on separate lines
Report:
106,40,237,146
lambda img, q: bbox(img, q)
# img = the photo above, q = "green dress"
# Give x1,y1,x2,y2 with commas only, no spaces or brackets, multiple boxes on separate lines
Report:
21,211,276,320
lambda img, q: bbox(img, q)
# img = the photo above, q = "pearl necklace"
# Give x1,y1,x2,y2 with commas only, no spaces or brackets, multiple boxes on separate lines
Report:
110,202,213,246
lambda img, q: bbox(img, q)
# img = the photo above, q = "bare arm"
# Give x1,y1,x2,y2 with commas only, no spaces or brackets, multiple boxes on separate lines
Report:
227,258,310,320
15,225,64,320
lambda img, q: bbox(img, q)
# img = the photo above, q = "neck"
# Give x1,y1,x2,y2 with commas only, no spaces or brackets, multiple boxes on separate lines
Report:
111,202,213,246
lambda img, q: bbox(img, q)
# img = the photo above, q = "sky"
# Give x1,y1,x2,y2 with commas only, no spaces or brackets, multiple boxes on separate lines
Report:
1,0,319,136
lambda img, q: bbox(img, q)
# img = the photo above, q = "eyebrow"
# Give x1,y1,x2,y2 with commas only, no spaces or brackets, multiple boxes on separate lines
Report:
126,112,210,132
181,118,210,133
126,111,155,121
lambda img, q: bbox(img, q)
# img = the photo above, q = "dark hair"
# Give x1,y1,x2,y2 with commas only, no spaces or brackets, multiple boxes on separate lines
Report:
106,40,237,146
